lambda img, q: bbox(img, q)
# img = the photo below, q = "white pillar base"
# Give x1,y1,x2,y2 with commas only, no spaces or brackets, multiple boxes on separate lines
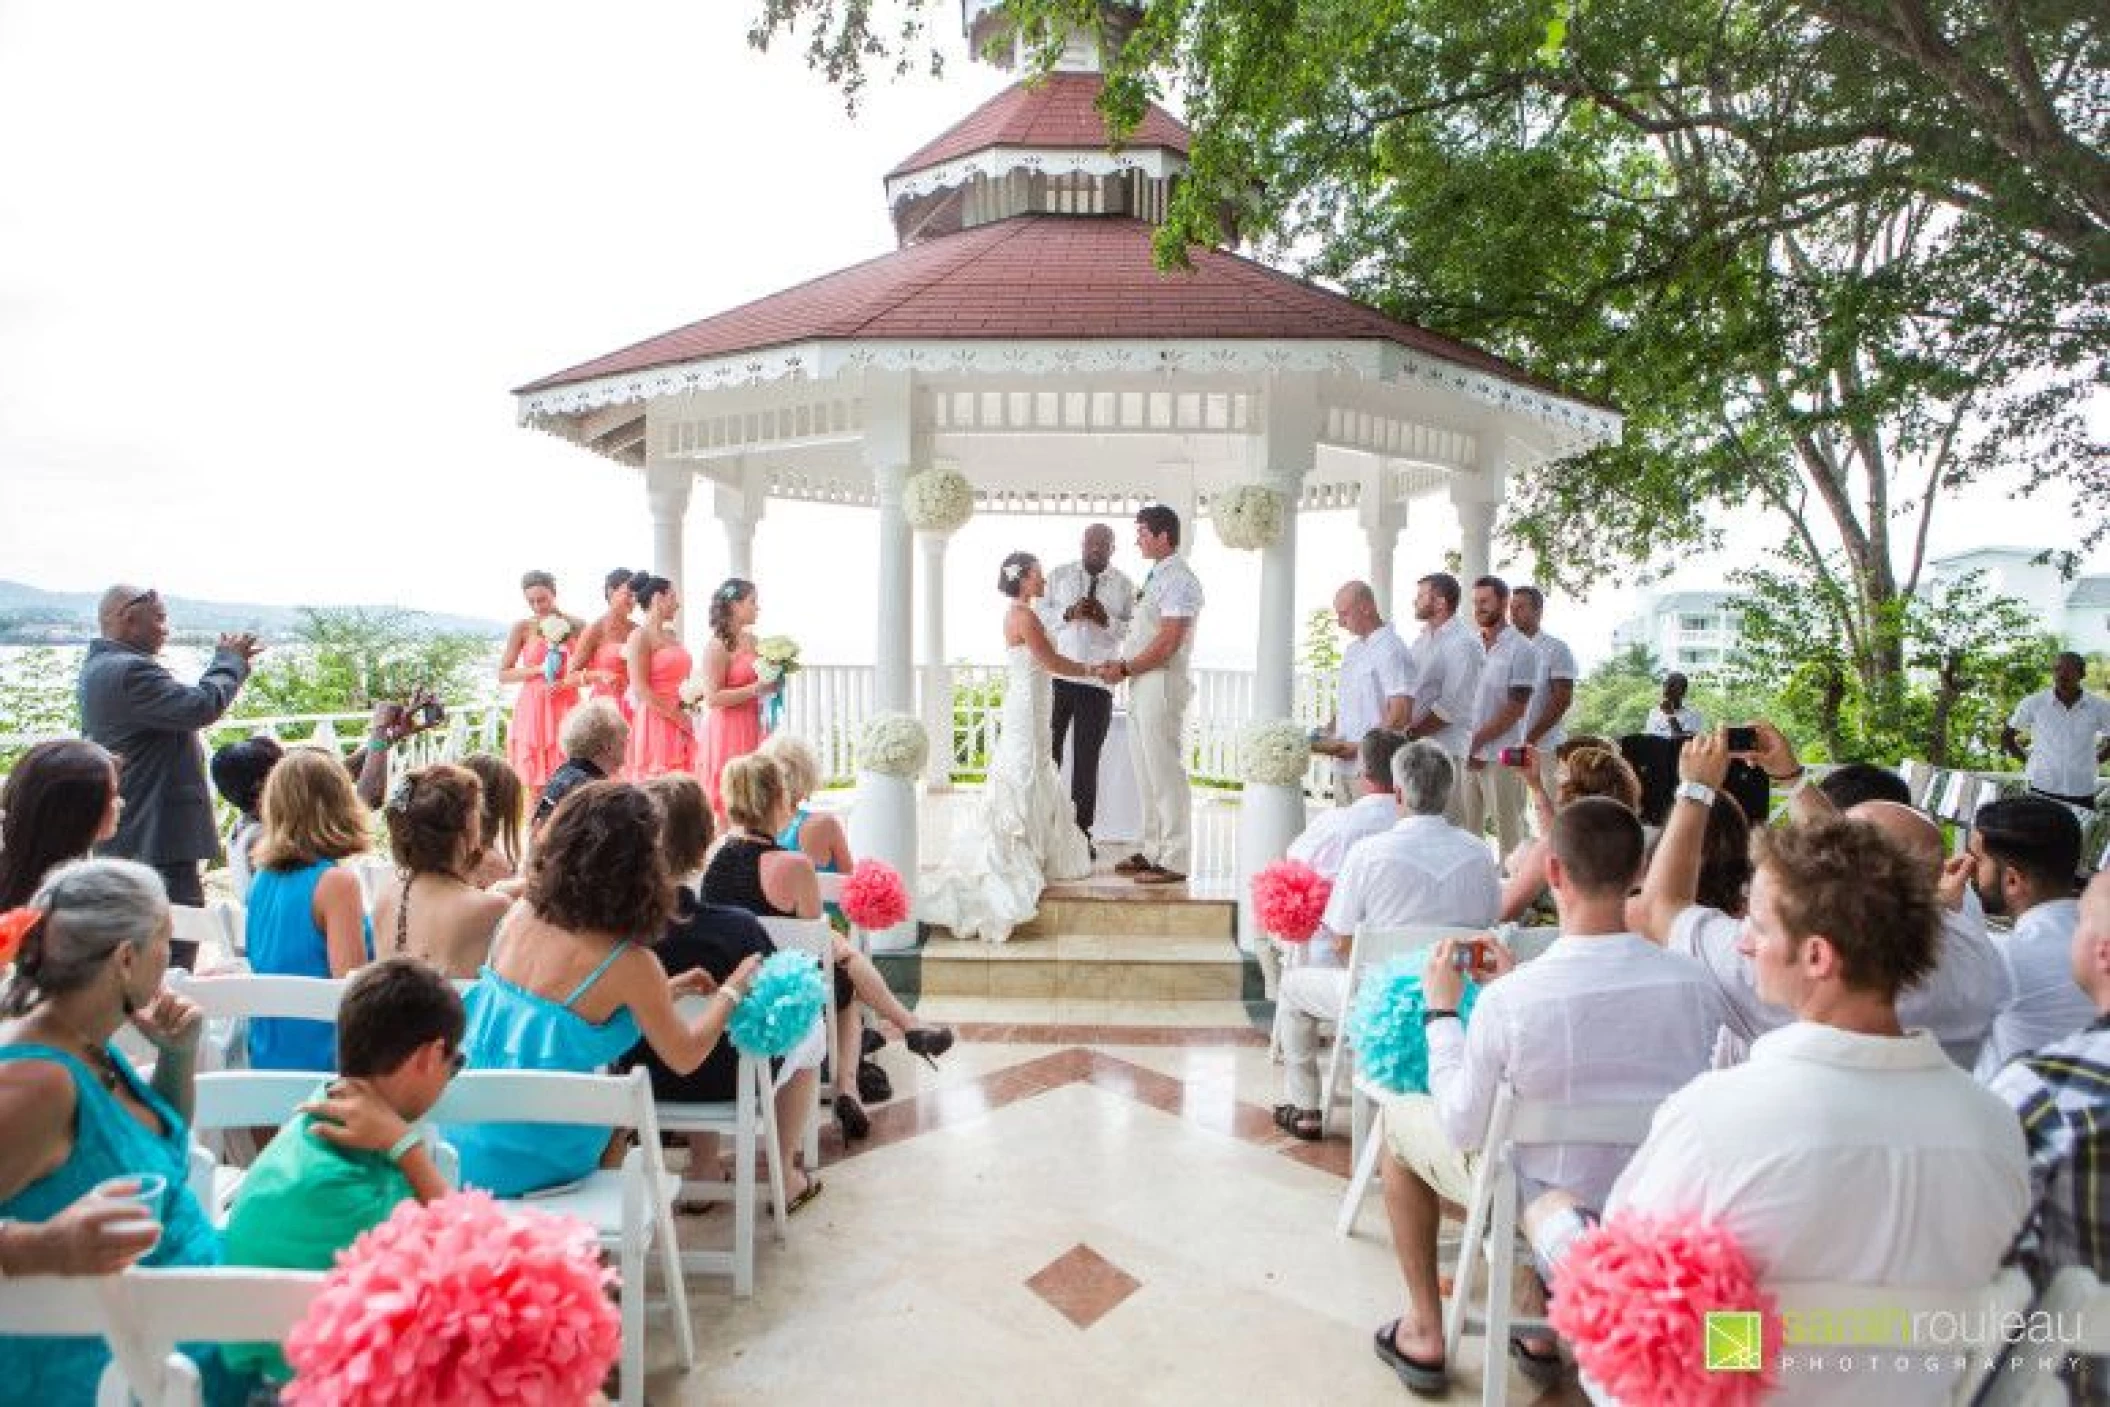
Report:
848,770,920,953
1236,781,1307,957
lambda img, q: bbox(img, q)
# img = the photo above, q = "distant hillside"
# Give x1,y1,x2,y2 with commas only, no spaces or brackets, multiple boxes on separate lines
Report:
0,581,506,645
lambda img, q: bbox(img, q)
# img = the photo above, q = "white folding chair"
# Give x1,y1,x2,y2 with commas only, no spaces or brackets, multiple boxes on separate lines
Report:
654,998,786,1298
1317,925,1481,1142
170,972,348,1028
428,1068,695,1406
1443,1082,1662,1407
1979,1266,2110,1407
0,1266,325,1407
184,1069,324,1220
756,915,837,1169
347,856,396,915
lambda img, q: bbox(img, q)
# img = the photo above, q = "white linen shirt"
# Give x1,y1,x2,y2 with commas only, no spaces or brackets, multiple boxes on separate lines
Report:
1466,624,1538,763
1975,898,2094,1079
1519,631,1577,752
2009,689,2110,797
1332,623,1417,778
1286,791,1399,879
1424,933,1726,1207
1408,616,1484,756
1316,814,1500,970
1036,560,1136,689
1608,1023,2030,1407
1644,704,1707,737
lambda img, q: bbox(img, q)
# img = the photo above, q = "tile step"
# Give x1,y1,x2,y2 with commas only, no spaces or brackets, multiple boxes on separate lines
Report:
923,896,1238,942
920,935,1246,1000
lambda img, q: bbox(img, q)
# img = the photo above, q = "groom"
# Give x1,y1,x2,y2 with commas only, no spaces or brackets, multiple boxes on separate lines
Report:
1097,504,1203,885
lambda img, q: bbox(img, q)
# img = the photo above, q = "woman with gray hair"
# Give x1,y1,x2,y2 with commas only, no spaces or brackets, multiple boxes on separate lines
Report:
0,859,235,1403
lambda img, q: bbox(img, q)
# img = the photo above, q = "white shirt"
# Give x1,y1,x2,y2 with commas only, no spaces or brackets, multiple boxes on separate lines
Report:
1332,623,1416,777
1975,898,2094,1079
2009,689,2110,797
1123,552,1203,670
1286,791,1399,879
1466,624,1538,762
1666,891,2011,1069
1408,616,1484,756
1518,630,1577,751
1425,933,1726,1207
1036,560,1136,688
1608,1023,2030,1407
1644,703,1707,737
1320,814,1501,942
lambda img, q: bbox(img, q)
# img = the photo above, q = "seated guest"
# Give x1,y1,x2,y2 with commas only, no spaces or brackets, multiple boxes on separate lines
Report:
247,749,373,1072
460,752,525,889
702,755,953,1143
0,739,124,912
1285,730,1407,878
531,699,630,831
1816,759,1911,810
371,764,511,979
1273,743,1499,1143
446,782,758,1199
1971,796,2091,1078
1585,817,2032,1406
221,958,463,1383
208,735,284,902
1497,743,1642,923
0,860,232,1406
619,775,819,1209
1637,726,2007,1069
1372,799,1726,1394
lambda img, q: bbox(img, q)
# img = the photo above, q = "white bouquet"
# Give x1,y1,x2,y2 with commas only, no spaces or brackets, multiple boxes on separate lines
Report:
753,635,802,684
678,678,708,710
537,615,573,645
901,466,975,533
1240,719,1314,787
858,713,929,778
1211,484,1286,551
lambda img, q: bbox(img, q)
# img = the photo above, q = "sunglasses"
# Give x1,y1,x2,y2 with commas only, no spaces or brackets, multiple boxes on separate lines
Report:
446,1048,468,1079
124,588,159,612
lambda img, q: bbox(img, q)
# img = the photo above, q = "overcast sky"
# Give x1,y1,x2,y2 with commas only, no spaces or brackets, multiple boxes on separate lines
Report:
0,0,2093,672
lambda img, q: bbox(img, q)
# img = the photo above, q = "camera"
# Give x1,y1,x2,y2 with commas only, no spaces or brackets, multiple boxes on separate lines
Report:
1450,938,1491,973
1498,745,1529,767
1724,726,1758,752
413,698,446,729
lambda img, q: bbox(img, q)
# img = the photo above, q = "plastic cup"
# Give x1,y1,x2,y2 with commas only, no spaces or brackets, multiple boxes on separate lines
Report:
93,1174,167,1256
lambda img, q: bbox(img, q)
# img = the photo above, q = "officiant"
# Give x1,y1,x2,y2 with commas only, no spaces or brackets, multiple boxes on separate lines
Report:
1037,523,1135,846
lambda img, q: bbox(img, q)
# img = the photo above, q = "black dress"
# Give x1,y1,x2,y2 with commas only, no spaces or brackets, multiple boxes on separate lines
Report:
617,889,773,1102
701,833,854,1008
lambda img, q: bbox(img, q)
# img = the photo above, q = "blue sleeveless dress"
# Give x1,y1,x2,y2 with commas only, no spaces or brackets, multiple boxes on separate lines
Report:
445,937,642,1197
776,809,846,931
245,858,372,1071
0,1043,241,1407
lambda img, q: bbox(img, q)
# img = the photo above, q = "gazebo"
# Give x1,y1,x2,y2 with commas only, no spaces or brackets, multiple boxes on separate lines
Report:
512,2,1621,948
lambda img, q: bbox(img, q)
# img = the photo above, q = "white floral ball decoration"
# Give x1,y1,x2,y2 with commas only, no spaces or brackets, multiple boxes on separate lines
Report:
858,713,930,778
1240,719,1312,788
1211,484,1286,551
901,466,975,534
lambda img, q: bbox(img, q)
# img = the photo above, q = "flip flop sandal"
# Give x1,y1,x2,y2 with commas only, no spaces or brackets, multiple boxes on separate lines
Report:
1372,1320,1449,1397
1509,1335,1564,1389
783,1179,824,1216
1272,1104,1322,1141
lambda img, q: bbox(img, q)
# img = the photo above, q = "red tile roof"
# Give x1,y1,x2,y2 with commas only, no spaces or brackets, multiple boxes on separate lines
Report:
514,216,1594,406
887,72,1190,178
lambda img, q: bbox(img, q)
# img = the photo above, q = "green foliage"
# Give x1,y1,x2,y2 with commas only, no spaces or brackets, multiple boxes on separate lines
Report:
1301,606,1343,676
1570,643,1659,740
241,609,489,718
0,648,79,768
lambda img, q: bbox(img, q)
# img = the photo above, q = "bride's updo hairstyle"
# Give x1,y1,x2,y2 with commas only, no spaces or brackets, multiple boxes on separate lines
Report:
997,552,1038,599
709,578,754,651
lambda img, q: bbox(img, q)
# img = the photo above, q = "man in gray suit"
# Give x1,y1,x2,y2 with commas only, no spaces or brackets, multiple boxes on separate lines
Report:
78,585,261,929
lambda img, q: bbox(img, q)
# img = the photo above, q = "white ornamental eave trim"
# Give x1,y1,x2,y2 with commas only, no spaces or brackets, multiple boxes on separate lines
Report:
884,144,1187,206
516,338,1621,455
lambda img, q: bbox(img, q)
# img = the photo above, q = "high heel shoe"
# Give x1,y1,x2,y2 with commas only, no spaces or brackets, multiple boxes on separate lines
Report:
834,1093,871,1141
903,1025,955,1069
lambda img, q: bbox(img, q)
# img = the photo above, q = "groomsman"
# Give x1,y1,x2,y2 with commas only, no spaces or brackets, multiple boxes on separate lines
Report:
1038,523,1135,844
1402,572,1483,825
1461,575,1537,855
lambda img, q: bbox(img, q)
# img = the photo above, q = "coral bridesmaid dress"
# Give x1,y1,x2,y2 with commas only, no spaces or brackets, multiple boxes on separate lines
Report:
588,637,632,721
507,635,578,794
627,640,697,779
698,648,764,817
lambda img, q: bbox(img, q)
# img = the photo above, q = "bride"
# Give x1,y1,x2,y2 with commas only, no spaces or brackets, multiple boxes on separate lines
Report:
920,552,1097,943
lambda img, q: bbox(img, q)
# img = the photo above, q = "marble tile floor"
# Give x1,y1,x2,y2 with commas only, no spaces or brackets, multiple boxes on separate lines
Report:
651,1010,1584,1407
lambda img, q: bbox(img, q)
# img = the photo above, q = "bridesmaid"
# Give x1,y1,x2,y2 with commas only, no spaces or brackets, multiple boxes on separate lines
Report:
566,568,642,724
498,570,584,794
696,578,776,821
623,576,697,779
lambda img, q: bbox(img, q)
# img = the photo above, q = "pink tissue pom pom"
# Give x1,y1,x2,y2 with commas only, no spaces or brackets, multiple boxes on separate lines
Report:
840,858,911,931
284,1190,620,1406
1251,860,1332,942
1547,1211,1779,1407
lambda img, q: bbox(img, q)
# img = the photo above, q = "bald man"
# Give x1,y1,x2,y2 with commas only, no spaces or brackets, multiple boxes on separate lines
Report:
1037,524,1135,845
1312,580,1415,806
78,585,260,930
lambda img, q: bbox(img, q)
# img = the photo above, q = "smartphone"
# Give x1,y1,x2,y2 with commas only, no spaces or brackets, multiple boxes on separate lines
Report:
1498,745,1529,767
1450,938,1489,973
1725,726,1758,752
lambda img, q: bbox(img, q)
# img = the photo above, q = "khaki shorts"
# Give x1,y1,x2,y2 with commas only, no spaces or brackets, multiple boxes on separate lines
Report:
1381,1093,1479,1205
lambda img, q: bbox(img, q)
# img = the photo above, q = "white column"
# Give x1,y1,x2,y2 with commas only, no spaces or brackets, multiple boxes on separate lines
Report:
646,464,692,641
713,484,762,583
1451,447,1506,585
1361,460,1403,621
918,530,953,792
854,371,922,950
1366,523,1400,621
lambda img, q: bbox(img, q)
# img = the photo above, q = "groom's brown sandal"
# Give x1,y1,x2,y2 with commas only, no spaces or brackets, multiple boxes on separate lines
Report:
1135,866,1187,886
1114,853,1154,875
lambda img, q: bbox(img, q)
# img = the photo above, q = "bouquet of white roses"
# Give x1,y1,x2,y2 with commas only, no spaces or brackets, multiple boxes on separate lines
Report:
753,635,802,683
678,677,709,711
1239,719,1314,788
537,615,574,686
902,466,975,534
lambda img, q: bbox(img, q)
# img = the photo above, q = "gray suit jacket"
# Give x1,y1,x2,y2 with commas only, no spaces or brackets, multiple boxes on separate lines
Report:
78,638,251,864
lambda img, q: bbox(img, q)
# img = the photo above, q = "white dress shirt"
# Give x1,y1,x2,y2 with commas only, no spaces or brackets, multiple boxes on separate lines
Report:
1666,890,2011,1069
1408,616,1484,756
1332,623,1417,778
1644,704,1707,737
1425,933,1726,1207
1466,623,1538,762
1036,560,1136,688
1609,1022,2031,1407
2009,689,2110,797
1321,814,1501,937
1519,630,1577,752
1286,791,1399,879
1975,898,2094,1079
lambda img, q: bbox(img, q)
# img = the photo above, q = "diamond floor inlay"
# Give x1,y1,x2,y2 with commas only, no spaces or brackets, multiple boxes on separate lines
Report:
1024,1242,1144,1330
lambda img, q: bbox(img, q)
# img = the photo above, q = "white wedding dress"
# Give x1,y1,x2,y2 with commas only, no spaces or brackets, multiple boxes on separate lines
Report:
919,643,1094,943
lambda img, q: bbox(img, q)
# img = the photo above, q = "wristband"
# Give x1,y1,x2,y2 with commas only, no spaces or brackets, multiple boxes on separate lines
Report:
385,1127,423,1164
365,737,391,754
1422,1009,1461,1028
